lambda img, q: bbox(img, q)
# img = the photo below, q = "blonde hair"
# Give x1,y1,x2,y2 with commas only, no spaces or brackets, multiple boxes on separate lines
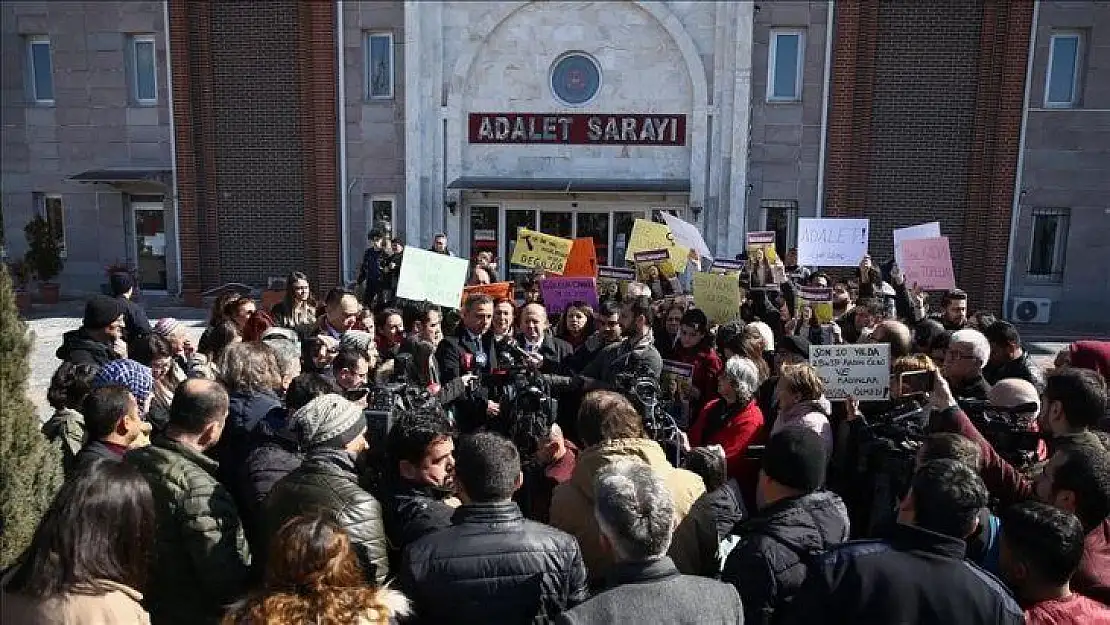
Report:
778,363,825,401
892,354,938,377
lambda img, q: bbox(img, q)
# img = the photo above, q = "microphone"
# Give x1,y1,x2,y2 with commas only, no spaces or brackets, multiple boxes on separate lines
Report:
497,335,532,365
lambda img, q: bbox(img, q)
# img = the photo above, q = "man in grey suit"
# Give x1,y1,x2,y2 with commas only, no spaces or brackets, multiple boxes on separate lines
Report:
556,461,744,625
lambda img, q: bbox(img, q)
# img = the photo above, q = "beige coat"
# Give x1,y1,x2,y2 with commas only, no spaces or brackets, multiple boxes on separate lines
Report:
549,437,706,582
1,579,151,625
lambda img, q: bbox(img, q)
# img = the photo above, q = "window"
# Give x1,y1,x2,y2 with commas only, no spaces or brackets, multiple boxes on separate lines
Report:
1028,208,1069,279
33,193,67,258
366,195,396,233
129,34,158,104
767,30,804,102
27,36,54,103
365,32,394,100
762,199,799,258
1045,32,1082,108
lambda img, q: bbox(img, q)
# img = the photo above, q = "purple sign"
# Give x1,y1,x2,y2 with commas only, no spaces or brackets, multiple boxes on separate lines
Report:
540,277,599,313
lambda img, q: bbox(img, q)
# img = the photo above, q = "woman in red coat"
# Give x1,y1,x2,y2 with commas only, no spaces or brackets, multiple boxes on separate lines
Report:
670,309,724,422
688,355,766,507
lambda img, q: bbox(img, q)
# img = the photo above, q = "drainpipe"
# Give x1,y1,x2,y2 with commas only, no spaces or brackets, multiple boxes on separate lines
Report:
163,0,183,296
815,0,834,217
1003,1,1039,320
337,2,351,283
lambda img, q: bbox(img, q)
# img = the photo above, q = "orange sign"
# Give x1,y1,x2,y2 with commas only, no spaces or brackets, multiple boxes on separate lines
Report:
559,238,598,277
461,281,513,306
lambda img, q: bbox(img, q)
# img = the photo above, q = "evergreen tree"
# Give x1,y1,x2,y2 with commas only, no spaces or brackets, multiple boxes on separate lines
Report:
0,262,63,567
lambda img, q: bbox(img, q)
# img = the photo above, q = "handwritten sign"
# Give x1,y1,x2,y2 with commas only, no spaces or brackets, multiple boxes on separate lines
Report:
899,236,956,291
560,238,598,277
396,247,469,309
661,360,695,400
633,248,677,281
709,259,746,275
660,212,712,260
540,277,598,313
461,281,513,306
625,219,688,269
746,231,779,264
796,218,870,267
893,221,941,268
693,272,741,325
809,343,891,400
796,286,834,323
510,227,574,274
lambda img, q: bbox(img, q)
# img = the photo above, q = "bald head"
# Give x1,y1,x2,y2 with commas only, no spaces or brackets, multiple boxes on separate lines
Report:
168,378,230,434
872,320,912,359
989,378,1040,414
519,303,549,343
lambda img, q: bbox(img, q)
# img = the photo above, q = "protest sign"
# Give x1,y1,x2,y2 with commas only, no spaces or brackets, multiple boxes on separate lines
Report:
510,227,574,274
661,360,694,401
809,343,891,400
796,286,834,323
540,277,598,313
746,231,779,264
633,249,677,280
560,238,598,277
796,218,870,267
694,272,741,325
461,281,513,306
899,236,956,291
396,247,469,309
893,221,941,268
597,266,636,301
660,212,713,260
625,218,689,269
709,258,746,275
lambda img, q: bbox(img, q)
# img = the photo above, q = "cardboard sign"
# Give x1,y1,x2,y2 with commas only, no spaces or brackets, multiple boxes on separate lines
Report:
510,227,574,274
893,222,941,268
633,249,677,280
746,231,779,264
396,247,470,309
461,281,513,306
796,218,870,267
899,236,956,291
625,218,689,269
540,277,598,313
709,259,746,275
661,360,695,400
809,343,891,400
660,212,713,260
560,237,599,277
597,266,636,302
693,272,741,325
796,286,835,324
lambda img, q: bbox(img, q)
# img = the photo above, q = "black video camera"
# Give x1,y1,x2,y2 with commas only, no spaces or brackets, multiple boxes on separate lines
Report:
959,398,1044,473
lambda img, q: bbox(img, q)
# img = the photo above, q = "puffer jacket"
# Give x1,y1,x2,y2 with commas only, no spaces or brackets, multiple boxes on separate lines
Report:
550,437,706,583
668,480,748,578
55,329,119,367
235,433,302,552
400,500,589,625
41,407,86,470
381,479,456,556
125,436,251,625
263,448,389,585
721,491,851,625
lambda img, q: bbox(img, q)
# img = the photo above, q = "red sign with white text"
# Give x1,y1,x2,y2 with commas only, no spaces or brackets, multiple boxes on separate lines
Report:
468,113,687,146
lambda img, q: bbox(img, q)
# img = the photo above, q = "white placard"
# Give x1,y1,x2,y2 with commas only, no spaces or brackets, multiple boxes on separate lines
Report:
796,218,870,267
809,343,891,400
660,212,713,261
395,247,469,309
893,221,941,268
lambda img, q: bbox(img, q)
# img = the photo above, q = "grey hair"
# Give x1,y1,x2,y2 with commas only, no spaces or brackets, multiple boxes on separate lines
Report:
262,331,302,380
951,328,990,370
723,355,760,404
593,461,676,562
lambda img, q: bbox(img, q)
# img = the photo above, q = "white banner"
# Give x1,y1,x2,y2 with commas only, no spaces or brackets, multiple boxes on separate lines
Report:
796,218,870,267
395,247,470,309
660,212,713,261
809,343,890,400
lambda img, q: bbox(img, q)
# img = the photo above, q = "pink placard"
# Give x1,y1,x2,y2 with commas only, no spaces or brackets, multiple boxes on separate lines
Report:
899,236,956,291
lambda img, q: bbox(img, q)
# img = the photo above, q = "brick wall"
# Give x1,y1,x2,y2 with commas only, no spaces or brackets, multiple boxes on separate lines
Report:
825,0,1032,314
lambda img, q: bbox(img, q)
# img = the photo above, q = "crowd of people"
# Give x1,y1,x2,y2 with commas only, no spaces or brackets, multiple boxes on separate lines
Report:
4,227,1110,625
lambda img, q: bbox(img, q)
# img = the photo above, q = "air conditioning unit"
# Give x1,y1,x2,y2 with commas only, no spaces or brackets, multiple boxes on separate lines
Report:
1011,298,1052,324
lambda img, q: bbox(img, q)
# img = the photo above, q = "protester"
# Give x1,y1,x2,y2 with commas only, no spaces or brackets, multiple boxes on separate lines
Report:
491,297,515,340
69,386,145,477
376,307,405,359
430,232,453,255
56,296,126,366
270,270,317,336
401,432,588,624
557,301,595,351
517,422,579,524
772,363,833,457
720,428,850,623
126,379,251,625
556,461,743,625
656,300,686,359
565,299,622,374
933,288,971,331
944,328,993,400
263,394,389,584
668,447,748,578
983,320,1046,391
869,319,913,359
130,332,186,433
331,346,371,393
223,514,410,625
41,362,97,469
381,408,458,555
436,294,499,433
318,288,363,338
193,319,241,378
671,309,724,417
581,295,663,384
89,358,155,448
551,391,705,583
1,459,156,625
260,326,302,390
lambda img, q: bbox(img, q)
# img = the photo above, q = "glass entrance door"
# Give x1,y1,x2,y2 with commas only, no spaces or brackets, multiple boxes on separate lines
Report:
132,198,167,290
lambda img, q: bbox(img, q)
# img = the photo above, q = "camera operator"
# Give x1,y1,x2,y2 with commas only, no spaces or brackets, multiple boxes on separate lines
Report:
436,294,500,433
579,296,663,386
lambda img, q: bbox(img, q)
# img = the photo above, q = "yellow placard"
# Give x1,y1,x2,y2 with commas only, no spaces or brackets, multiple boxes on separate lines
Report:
510,227,574,274
746,231,779,264
624,219,689,269
693,272,741,326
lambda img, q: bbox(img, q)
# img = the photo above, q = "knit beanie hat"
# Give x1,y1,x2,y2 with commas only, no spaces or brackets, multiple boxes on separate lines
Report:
153,317,184,338
341,330,376,356
763,427,827,493
83,296,126,330
290,394,366,449
92,359,154,406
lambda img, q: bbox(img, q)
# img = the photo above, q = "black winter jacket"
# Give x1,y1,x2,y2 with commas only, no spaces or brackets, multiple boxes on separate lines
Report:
55,329,119,367
381,479,454,556
669,480,748,578
721,491,850,625
234,434,302,551
263,449,389,584
983,350,1046,391
781,523,1023,625
400,501,588,625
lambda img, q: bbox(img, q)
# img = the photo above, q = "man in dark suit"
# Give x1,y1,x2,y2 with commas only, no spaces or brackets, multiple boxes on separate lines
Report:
436,294,499,433
514,303,573,375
